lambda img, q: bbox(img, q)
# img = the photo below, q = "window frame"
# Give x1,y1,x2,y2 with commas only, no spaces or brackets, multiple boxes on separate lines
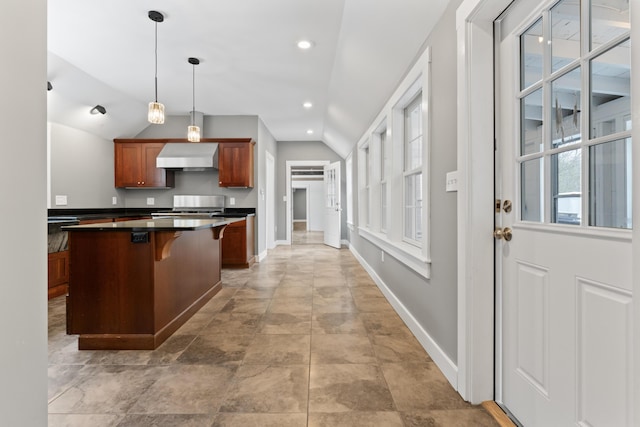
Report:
354,46,431,279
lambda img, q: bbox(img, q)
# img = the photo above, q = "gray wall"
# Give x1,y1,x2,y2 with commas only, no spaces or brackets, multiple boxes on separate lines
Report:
348,0,460,362
0,0,48,423
257,118,277,257
49,123,124,209
276,141,346,241
293,188,307,220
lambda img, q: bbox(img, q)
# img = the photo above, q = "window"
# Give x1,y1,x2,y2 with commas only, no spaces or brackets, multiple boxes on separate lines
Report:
379,126,388,232
358,142,371,228
518,0,631,229
353,46,431,278
404,94,423,244
346,154,353,226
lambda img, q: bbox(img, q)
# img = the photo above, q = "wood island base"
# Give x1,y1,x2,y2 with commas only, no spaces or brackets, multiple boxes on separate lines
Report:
64,219,234,350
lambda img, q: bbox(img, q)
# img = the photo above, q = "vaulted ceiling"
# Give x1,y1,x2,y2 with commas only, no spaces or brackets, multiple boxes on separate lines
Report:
47,0,448,158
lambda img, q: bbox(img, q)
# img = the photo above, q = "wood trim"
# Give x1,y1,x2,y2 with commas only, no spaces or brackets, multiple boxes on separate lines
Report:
155,231,182,261
212,224,228,240
481,401,516,427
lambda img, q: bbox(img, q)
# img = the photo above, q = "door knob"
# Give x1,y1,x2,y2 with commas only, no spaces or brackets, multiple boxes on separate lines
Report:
494,227,513,241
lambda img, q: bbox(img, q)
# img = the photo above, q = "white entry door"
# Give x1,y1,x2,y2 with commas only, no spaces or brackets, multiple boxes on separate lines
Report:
323,161,341,248
495,0,633,425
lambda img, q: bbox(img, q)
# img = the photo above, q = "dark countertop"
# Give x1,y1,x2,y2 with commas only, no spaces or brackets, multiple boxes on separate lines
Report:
62,217,243,232
48,207,256,222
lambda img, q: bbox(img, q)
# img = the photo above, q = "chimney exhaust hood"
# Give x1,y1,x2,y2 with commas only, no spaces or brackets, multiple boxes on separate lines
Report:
156,143,218,171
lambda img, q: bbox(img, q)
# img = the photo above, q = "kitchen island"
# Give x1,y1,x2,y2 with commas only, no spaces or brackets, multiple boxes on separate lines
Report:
63,217,241,350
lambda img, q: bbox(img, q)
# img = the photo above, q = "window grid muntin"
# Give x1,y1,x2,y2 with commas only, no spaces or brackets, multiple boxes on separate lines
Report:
516,0,631,229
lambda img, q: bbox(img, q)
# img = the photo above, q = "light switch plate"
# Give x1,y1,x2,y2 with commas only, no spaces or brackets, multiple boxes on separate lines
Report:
112,196,117,205
146,197,155,206
446,171,458,192
55,195,68,206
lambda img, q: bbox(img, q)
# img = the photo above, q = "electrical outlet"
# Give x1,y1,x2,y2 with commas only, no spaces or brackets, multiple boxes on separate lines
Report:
55,195,68,206
229,197,236,206
146,197,155,206
381,251,385,262
112,196,117,205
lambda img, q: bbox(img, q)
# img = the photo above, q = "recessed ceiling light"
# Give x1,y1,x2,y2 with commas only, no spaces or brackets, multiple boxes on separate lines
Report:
303,102,313,109
306,129,314,135
297,40,313,50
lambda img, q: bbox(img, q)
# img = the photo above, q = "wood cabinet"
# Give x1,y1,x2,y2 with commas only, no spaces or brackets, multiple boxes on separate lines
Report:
222,215,255,268
114,142,175,188
48,250,69,299
218,141,255,188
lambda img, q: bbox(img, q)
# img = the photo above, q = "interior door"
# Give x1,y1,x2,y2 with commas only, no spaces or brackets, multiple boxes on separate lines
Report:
495,0,633,425
323,161,341,248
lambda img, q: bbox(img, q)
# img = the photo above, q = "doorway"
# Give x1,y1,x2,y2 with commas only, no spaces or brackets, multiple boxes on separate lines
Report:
285,160,329,245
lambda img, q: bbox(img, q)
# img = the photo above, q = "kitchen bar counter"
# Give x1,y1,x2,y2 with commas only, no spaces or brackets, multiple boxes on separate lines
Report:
65,218,240,350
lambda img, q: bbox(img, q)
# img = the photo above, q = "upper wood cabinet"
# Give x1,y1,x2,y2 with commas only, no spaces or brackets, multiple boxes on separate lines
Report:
114,141,175,188
218,141,255,188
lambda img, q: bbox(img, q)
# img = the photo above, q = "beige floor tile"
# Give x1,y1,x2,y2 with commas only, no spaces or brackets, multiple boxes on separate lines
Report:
269,297,313,314
309,364,396,413
243,334,310,365
199,313,262,335
350,286,384,299
221,298,271,314
176,334,254,365
259,312,312,334
129,365,236,414
48,414,124,427
48,365,162,414
371,334,432,363
233,287,276,299
117,414,215,427
220,365,308,413
308,411,405,427
353,297,395,312
402,408,501,427
312,313,368,334
311,334,376,364
212,413,307,427
359,312,412,336
312,297,358,314
382,362,471,412
313,286,352,299
274,286,314,298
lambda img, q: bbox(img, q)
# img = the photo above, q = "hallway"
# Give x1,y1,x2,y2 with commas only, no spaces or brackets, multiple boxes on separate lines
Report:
48,244,498,426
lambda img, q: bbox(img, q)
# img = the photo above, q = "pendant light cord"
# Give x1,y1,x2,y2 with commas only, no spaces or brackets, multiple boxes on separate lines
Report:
154,20,158,103
192,63,196,125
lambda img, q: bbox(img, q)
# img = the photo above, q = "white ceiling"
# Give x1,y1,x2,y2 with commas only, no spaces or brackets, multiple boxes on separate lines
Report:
47,0,448,158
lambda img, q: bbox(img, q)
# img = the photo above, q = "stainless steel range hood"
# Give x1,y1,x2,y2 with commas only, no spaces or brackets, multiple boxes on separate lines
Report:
156,143,218,171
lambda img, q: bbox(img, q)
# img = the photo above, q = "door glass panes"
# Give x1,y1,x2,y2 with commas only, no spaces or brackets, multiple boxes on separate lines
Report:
404,173,422,243
589,138,632,228
591,0,630,51
521,19,543,90
521,158,543,222
590,39,631,139
551,0,581,73
551,67,582,147
551,149,581,224
521,88,544,155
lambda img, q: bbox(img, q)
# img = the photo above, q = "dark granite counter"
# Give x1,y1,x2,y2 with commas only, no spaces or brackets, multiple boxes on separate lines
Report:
62,217,243,232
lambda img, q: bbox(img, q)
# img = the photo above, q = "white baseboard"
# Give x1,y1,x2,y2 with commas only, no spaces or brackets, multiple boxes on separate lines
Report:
275,240,290,246
349,244,459,390
256,250,268,262
340,239,349,247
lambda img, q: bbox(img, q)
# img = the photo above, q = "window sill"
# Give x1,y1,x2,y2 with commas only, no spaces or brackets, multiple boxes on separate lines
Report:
358,227,431,279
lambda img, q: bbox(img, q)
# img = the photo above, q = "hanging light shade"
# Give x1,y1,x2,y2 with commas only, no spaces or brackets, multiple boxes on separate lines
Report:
148,11,165,124
187,57,201,142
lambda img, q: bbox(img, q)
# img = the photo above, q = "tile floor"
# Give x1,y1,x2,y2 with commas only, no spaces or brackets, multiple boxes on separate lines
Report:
48,244,499,426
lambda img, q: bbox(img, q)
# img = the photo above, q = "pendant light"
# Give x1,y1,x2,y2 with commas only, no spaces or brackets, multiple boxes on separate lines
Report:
187,57,201,142
148,11,165,124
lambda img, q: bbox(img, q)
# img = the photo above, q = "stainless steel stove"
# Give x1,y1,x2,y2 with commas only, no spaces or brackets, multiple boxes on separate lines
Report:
152,195,226,218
